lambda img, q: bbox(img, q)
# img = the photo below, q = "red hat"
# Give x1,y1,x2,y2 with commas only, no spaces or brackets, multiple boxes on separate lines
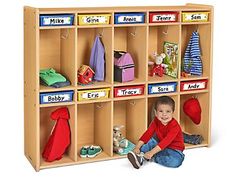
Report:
183,98,201,125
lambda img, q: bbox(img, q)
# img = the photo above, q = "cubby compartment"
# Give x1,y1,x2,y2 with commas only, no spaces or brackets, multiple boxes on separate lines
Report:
40,105,76,167
39,28,76,91
181,24,211,79
77,27,112,88
147,95,179,125
113,98,147,156
180,93,210,148
148,25,180,82
77,101,112,162
114,26,147,84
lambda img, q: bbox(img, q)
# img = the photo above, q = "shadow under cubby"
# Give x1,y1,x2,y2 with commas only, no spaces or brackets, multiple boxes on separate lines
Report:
180,92,210,148
147,95,179,125
148,25,180,82
114,26,147,84
181,24,211,79
39,29,76,90
40,105,76,167
77,27,112,87
113,98,147,157
77,101,112,162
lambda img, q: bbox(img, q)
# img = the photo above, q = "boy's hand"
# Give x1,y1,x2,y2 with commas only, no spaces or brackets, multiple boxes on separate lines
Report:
144,151,154,160
133,147,140,154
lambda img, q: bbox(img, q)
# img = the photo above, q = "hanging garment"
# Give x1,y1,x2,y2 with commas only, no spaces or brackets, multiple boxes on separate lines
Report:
42,107,71,162
183,31,203,76
89,36,105,81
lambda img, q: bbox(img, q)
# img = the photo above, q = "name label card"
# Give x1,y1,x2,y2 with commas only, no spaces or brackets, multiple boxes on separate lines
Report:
148,82,177,94
182,12,209,22
180,80,208,91
149,12,178,23
114,85,145,97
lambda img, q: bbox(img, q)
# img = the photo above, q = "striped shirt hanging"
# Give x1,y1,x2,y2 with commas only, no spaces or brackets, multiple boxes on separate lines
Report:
183,31,203,76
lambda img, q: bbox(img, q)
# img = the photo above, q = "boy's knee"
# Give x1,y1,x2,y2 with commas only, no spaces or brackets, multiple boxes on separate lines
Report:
155,156,183,168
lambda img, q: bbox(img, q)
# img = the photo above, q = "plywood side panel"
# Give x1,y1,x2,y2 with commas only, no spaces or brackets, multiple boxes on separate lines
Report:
24,6,40,171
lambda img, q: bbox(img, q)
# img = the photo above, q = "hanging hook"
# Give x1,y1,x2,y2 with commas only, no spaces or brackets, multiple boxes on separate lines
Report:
162,26,168,35
99,28,104,37
130,27,137,37
195,25,199,32
61,29,69,39
130,101,136,106
96,103,103,109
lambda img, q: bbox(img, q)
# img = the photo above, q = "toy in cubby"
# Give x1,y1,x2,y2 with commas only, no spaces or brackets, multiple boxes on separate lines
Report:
149,52,167,77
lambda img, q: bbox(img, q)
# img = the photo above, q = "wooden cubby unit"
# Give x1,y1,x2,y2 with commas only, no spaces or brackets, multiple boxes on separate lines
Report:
24,4,213,171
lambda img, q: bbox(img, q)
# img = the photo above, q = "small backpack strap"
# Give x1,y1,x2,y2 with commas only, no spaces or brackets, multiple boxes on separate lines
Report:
114,50,126,58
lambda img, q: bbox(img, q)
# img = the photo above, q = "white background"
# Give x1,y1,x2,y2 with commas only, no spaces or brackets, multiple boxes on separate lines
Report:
0,0,234,176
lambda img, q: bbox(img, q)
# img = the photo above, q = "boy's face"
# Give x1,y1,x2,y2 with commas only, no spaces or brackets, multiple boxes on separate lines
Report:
155,104,173,125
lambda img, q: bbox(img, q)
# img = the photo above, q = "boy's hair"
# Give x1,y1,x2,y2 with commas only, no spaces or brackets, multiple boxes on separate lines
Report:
154,96,175,112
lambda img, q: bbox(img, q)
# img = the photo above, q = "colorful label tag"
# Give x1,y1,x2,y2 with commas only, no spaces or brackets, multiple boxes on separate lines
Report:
40,91,73,104
148,82,177,94
114,85,144,97
182,82,206,90
117,88,142,97
42,17,72,25
78,88,110,101
151,14,176,22
180,80,208,91
81,91,106,99
117,15,143,23
182,12,209,22
79,15,110,25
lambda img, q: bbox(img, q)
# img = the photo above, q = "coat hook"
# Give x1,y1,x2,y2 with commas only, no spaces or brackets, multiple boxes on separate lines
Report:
99,28,104,37
96,103,103,109
130,101,136,106
162,26,168,35
130,27,137,37
61,29,69,39
195,25,199,32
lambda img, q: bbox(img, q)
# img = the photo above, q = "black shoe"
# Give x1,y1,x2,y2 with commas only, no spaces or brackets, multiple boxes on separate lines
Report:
127,151,143,169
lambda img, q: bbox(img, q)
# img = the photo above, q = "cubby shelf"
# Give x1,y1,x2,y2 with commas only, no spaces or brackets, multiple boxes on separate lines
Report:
24,4,213,171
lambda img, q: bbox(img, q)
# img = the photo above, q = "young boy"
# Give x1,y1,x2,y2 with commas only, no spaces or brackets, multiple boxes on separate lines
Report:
127,96,185,169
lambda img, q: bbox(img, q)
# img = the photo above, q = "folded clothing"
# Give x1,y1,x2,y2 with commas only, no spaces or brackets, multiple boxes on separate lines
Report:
40,78,71,88
183,132,204,145
40,68,66,86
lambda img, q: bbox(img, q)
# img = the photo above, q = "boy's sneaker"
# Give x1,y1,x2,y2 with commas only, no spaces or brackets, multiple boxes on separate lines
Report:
87,145,102,158
127,151,144,169
80,146,89,158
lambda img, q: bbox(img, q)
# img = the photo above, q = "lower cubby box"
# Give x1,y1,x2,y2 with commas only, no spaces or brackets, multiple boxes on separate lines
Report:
180,93,210,148
77,101,112,162
113,98,146,157
40,105,76,168
147,95,179,124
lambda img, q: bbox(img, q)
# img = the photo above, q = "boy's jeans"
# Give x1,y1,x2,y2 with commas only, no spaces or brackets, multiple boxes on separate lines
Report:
140,138,185,168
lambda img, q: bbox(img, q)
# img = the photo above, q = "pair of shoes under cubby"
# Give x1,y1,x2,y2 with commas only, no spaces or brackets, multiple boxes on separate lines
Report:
80,145,102,158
